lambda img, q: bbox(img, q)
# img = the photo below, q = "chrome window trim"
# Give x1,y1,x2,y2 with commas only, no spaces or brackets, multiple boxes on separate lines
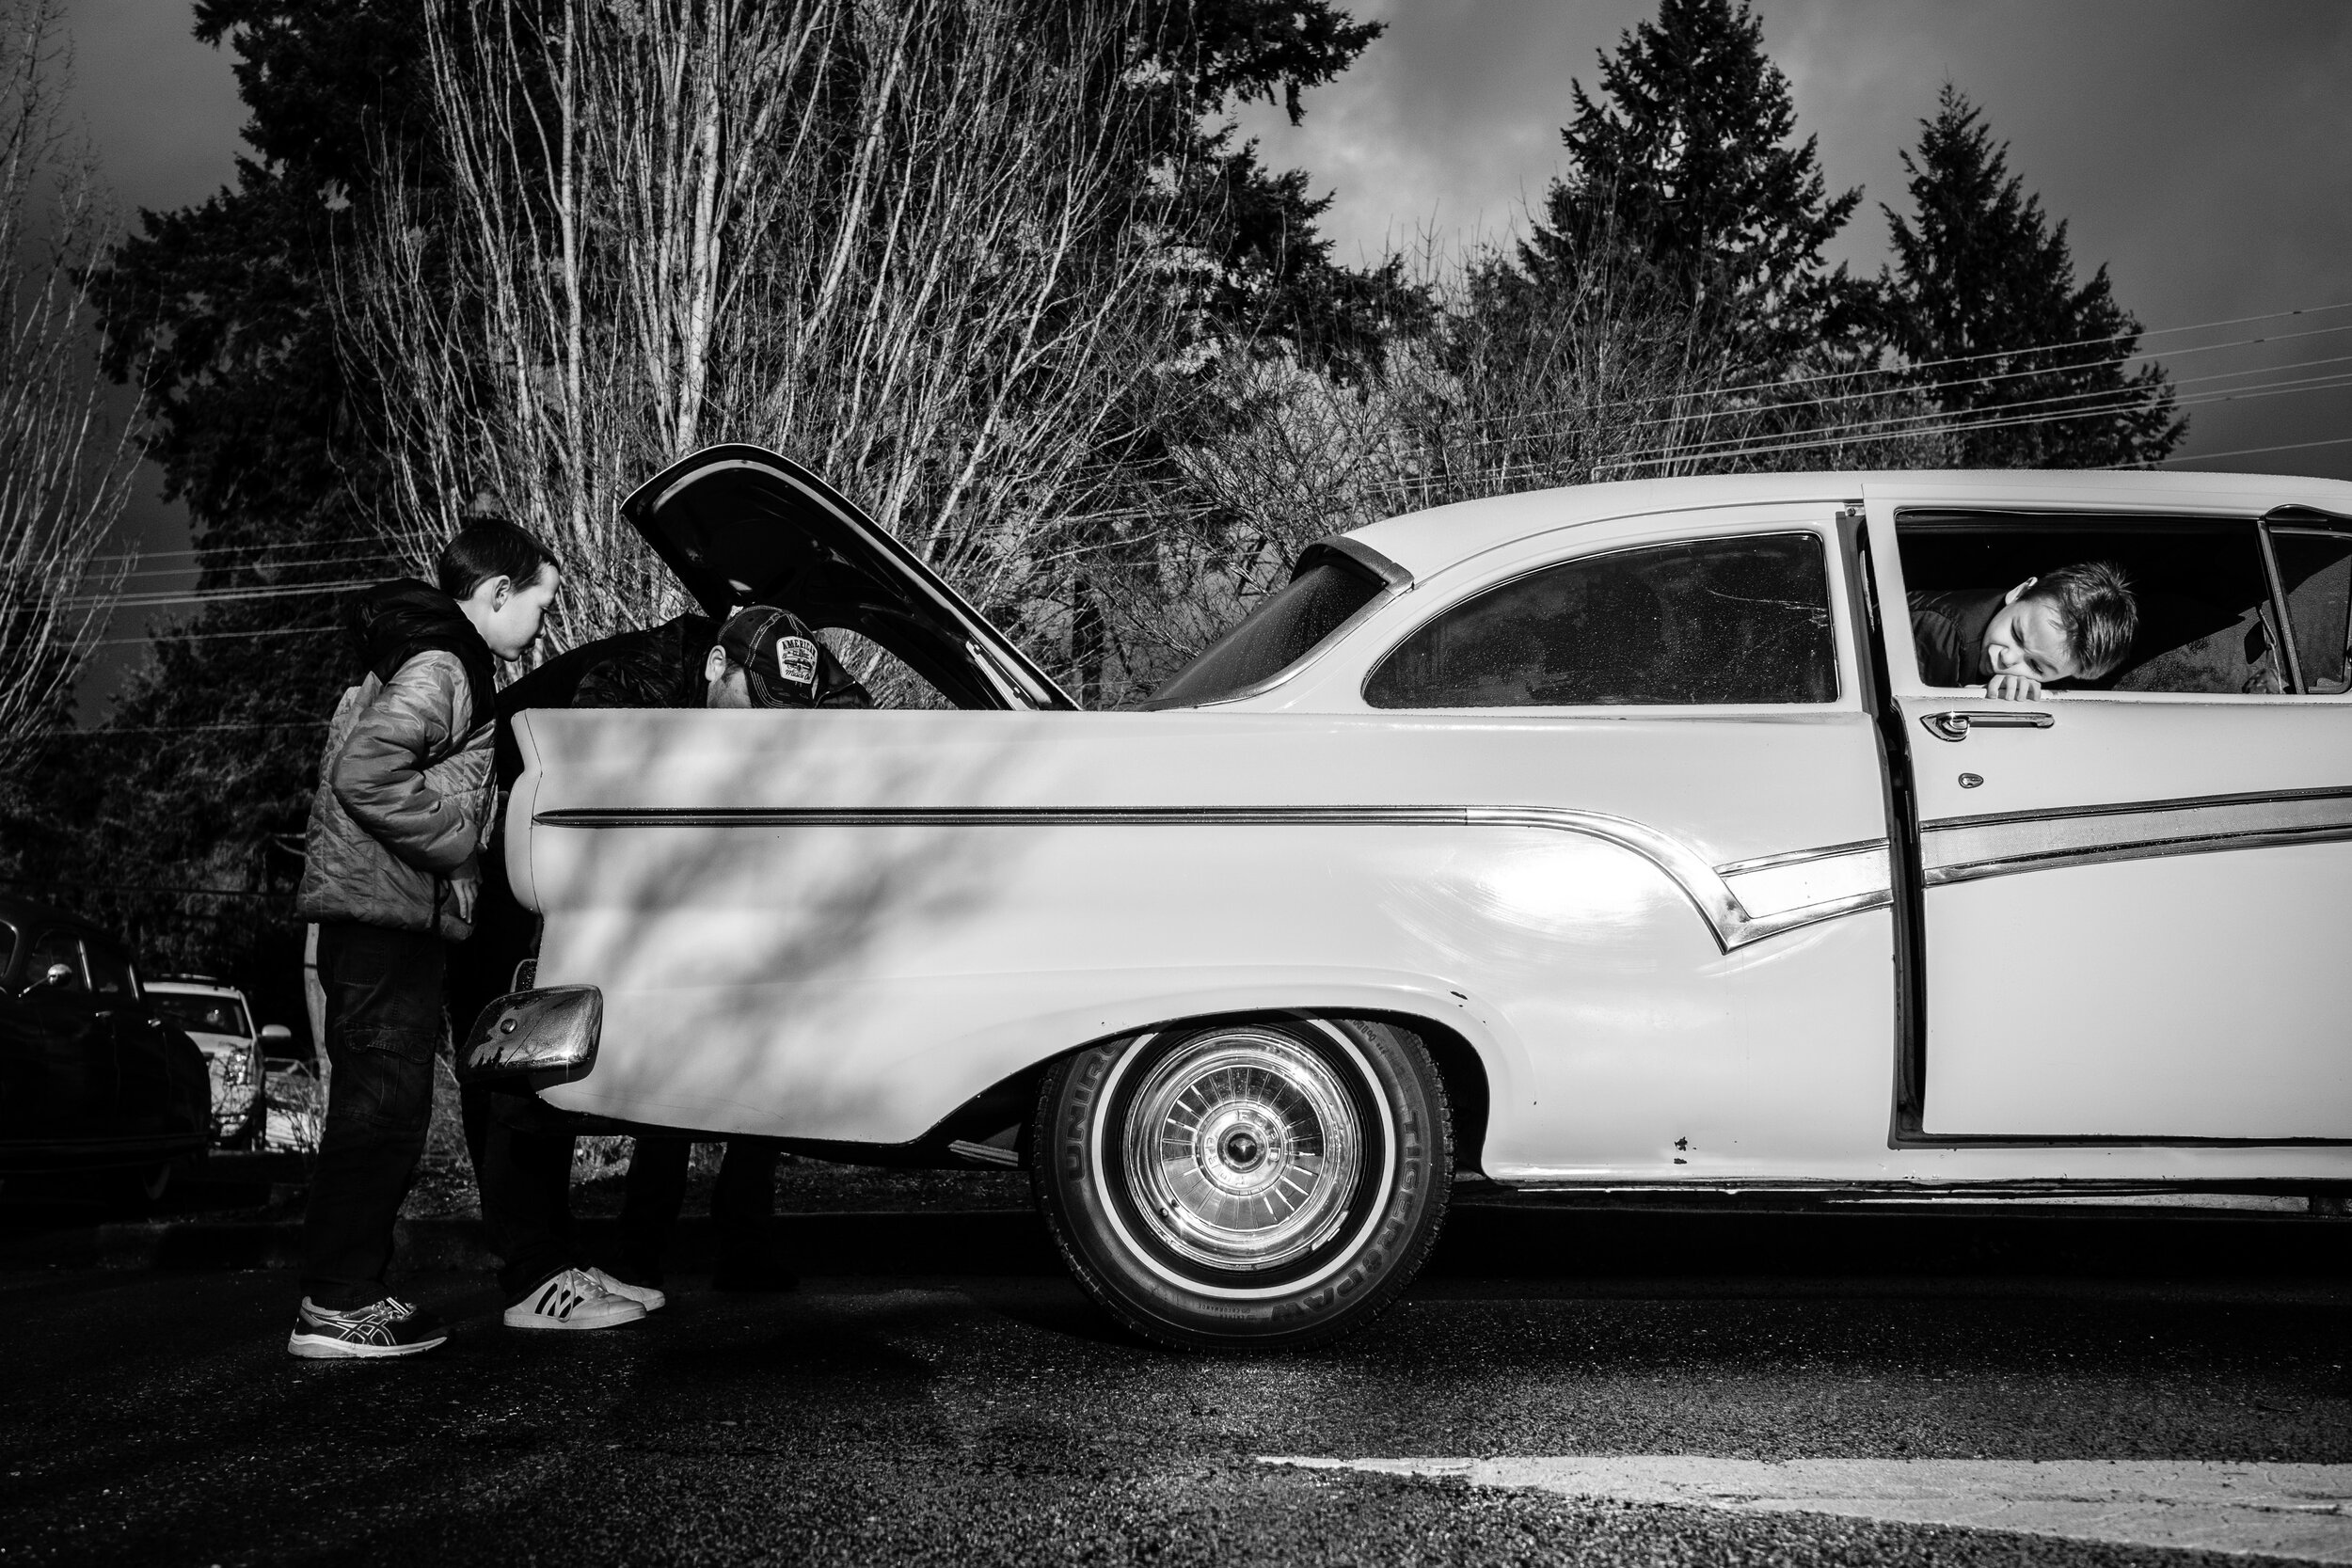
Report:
1176,581,1408,709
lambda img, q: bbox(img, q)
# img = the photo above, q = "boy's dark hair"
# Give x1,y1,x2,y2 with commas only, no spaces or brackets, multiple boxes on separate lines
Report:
2023,560,2137,678
437,516,559,602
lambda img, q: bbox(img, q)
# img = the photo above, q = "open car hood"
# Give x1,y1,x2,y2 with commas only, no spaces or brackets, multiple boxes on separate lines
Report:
620,445,1074,711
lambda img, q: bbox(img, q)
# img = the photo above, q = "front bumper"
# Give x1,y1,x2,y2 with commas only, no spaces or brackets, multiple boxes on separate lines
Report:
457,986,602,1086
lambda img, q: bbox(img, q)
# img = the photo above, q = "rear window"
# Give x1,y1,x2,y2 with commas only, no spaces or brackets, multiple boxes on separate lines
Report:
1148,560,1385,708
153,992,252,1037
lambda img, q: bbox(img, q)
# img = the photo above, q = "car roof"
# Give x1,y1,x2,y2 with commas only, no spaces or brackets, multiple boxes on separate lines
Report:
0,895,121,946
1343,469,2352,584
147,979,247,999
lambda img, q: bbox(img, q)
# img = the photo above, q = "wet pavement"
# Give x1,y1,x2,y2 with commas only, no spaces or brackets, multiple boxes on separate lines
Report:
4,1209,2349,1566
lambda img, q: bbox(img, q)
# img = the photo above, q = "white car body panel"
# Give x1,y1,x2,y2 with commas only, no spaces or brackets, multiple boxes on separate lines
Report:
505,467,2352,1190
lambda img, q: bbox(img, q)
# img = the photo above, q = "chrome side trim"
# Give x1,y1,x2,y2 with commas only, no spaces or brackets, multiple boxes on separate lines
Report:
1922,786,2352,886
532,804,1891,953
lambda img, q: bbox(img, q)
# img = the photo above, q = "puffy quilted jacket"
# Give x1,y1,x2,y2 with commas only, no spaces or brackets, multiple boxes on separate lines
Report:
295,580,500,941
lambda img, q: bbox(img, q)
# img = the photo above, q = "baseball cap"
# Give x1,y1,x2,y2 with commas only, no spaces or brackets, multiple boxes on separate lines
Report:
714,605,824,707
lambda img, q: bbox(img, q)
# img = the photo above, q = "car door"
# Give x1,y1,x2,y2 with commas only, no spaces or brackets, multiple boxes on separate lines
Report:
8,929,118,1138
1867,489,2352,1141
87,942,203,1140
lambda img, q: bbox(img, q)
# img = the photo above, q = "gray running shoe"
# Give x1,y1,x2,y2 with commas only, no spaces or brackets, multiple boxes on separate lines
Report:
287,1295,448,1359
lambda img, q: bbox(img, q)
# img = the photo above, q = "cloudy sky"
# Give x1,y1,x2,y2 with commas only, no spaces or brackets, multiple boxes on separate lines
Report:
61,0,2352,712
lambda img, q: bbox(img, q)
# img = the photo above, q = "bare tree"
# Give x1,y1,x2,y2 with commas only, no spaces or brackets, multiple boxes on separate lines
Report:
1090,238,1957,702
345,0,1178,664
0,0,131,774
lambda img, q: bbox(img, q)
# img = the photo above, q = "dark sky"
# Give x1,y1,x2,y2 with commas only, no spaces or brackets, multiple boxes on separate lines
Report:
63,0,2352,714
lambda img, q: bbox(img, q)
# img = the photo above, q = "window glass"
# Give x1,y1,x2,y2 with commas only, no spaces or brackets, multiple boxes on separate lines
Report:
1366,532,1836,708
815,628,954,710
0,920,15,979
1150,560,1386,708
2273,530,2352,694
152,992,251,1036
84,943,135,998
28,929,87,992
1897,515,2282,695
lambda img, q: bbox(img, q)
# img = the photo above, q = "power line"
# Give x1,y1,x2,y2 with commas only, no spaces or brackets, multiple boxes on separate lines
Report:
89,625,342,649
0,878,294,903
1575,377,2352,476
48,720,328,738
62,578,383,612
2159,433,2352,466
1397,303,2352,437
1447,345,2352,463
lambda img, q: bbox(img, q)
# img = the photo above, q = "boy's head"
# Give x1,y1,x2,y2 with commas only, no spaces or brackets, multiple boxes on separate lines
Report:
438,517,561,660
1982,561,2137,686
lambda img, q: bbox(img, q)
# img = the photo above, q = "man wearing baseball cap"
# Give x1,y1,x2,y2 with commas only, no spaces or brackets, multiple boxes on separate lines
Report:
699,604,871,711
467,603,868,1327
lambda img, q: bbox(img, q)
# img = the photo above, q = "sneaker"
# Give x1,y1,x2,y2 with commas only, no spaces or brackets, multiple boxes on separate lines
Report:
502,1266,648,1331
287,1295,448,1359
586,1266,665,1313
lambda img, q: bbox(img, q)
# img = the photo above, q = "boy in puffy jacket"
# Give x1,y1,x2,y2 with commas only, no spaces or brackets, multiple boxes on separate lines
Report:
287,518,569,1358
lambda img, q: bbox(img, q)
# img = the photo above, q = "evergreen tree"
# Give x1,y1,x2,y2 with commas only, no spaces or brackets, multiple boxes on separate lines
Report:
1879,86,2183,467
1518,0,1866,365
6,1,1395,998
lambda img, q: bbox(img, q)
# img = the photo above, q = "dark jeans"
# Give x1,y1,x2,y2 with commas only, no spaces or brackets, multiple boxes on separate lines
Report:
454,1105,783,1297
302,923,446,1310
617,1138,783,1287
460,1084,581,1301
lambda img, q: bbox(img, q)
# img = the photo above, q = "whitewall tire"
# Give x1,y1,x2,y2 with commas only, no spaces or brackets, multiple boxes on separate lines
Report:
1033,1017,1452,1350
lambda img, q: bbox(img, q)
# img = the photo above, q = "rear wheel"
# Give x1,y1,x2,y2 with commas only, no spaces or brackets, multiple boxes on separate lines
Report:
1033,1017,1451,1350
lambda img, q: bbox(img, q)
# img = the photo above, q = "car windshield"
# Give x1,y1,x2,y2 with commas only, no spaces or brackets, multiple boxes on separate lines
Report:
1147,559,1386,708
153,992,251,1037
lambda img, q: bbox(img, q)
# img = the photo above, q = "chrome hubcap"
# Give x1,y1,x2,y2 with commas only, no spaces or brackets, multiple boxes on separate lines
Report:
1120,1029,1363,1272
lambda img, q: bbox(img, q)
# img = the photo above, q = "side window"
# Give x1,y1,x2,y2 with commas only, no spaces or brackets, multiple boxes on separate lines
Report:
1897,515,2283,695
817,628,955,710
28,929,87,992
84,943,135,998
2273,529,2352,695
0,920,15,981
1365,532,1836,709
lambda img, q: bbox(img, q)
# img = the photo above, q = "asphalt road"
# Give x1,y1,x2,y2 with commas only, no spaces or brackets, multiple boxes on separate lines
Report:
4,1221,2349,1567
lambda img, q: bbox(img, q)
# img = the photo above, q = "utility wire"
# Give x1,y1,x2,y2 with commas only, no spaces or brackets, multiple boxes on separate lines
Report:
1374,304,2352,437
89,625,343,648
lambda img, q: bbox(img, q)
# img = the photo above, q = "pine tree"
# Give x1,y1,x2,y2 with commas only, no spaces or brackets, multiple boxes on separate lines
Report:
1879,87,2183,467
1518,0,1866,365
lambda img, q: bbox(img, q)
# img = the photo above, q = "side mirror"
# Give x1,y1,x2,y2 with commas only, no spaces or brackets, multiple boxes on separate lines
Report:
259,1023,294,1045
38,962,75,990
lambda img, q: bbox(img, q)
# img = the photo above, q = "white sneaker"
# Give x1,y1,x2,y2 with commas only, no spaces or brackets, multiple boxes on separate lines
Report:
587,1266,666,1313
502,1267,648,1331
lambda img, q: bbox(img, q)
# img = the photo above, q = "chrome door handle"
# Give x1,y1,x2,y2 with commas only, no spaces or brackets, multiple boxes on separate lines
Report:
1919,708,2056,743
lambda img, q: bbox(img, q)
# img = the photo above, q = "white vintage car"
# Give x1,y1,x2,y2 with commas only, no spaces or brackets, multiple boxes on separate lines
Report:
465,447,2352,1348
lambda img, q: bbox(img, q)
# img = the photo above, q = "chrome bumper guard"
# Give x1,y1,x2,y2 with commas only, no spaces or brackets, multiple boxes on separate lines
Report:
458,986,602,1085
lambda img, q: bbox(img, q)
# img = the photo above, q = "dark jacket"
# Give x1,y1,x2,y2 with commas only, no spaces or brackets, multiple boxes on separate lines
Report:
295,580,500,940
571,612,871,710
1908,588,2006,688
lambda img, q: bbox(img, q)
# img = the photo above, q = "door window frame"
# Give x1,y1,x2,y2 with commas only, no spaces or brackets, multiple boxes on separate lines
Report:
1873,502,2352,704
2261,506,2352,696
26,928,90,993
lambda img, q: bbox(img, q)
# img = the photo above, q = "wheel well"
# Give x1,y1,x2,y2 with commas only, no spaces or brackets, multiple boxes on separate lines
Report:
1358,1012,1490,1180
908,1009,1495,1176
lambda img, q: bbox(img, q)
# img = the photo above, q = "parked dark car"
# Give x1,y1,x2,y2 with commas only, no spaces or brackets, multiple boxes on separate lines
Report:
0,896,211,1202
